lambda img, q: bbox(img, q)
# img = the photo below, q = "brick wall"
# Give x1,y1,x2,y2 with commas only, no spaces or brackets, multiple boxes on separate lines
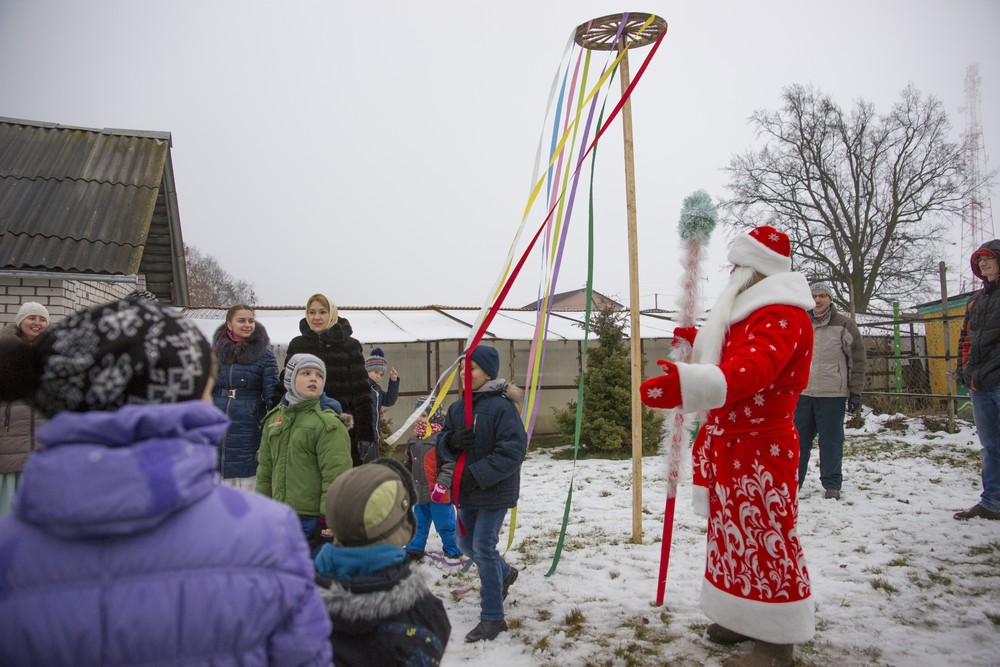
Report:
0,277,140,325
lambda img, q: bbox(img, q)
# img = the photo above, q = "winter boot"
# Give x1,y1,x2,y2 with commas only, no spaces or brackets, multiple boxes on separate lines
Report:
723,640,794,667
954,504,1000,520
465,619,508,642
502,566,519,600
706,623,751,645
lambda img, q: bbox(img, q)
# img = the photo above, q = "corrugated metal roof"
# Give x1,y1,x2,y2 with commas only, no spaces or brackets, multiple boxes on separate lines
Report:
0,117,170,277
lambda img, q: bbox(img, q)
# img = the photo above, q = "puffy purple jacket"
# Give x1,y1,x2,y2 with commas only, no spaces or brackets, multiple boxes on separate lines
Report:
0,401,332,667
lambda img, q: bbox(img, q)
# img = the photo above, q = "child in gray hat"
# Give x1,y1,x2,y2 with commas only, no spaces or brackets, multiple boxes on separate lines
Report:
257,353,353,548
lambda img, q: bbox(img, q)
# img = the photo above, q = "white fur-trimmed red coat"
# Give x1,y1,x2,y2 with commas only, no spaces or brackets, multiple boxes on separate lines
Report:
641,271,816,644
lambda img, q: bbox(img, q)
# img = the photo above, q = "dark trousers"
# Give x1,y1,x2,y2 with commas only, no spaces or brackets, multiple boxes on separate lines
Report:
795,395,846,490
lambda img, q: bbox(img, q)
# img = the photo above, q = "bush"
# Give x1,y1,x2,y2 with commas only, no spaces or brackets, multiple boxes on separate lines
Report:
553,305,664,456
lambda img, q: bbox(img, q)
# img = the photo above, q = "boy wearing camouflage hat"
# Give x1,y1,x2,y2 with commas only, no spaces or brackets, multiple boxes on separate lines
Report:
315,457,451,666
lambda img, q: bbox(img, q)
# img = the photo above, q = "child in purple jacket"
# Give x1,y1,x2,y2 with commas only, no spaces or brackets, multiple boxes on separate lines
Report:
0,297,332,667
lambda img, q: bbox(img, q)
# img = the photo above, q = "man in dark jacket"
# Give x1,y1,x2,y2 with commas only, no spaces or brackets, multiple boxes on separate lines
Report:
437,345,526,643
955,239,1000,521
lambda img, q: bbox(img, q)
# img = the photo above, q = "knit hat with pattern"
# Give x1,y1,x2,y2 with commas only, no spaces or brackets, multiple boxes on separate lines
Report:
31,298,212,417
365,347,388,373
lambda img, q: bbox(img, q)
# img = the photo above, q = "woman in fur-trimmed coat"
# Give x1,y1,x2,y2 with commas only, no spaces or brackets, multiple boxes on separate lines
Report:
212,305,279,489
282,294,376,466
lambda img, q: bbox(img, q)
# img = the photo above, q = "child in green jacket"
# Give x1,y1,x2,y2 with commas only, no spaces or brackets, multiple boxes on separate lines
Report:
258,353,353,545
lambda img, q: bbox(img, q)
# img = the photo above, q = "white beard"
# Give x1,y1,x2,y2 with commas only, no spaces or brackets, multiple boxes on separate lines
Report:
692,266,758,366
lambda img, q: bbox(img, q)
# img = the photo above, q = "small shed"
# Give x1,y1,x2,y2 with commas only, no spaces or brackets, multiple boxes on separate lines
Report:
914,291,976,398
0,117,189,323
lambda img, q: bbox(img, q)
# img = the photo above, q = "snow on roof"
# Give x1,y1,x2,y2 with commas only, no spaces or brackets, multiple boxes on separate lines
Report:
182,306,680,345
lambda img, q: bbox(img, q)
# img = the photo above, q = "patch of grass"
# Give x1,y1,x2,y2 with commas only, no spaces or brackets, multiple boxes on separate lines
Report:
882,416,909,432
610,640,657,667
987,612,1000,628
563,607,587,638
600,490,612,497
928,571,953,586
536,609,552,622
862,564,884,575
508,617,524,630
886,556,910,567
870,577,899,594
968,541,1000,557
532,635,550,653
920,415,954,433
609,569,620,580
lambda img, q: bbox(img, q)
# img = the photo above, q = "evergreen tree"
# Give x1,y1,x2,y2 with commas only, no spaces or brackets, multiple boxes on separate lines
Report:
553,304,664,456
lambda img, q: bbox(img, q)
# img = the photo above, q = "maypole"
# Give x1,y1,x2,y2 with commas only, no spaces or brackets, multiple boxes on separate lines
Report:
655,190,717,605
575,12,667,544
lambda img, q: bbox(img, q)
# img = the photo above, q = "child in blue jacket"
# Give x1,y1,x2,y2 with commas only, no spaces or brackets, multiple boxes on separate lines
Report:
436,345,526,643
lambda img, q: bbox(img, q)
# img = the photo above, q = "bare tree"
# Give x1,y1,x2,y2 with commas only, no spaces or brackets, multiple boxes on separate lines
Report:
723,84,983,313
184,244,256,307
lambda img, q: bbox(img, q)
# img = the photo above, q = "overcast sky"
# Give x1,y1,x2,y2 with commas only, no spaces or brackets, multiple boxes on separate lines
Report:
2,1,998,310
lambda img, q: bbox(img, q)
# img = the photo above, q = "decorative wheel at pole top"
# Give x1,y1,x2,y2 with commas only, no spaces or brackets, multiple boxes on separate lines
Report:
574,12,667,51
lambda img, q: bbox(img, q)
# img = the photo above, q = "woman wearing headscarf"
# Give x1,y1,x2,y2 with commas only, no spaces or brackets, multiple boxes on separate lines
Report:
283,293,376,465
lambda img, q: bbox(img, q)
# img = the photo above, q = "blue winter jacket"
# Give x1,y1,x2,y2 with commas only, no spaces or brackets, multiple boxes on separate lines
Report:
0,402,332,667
369,376,400,440
212,323,279,478
436,380,526,510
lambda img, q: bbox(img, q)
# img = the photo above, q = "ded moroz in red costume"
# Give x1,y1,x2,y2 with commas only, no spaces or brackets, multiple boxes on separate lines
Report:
641,225,816,645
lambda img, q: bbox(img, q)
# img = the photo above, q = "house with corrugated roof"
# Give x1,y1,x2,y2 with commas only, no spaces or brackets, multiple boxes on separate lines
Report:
0,117,189,323
521,289,624,311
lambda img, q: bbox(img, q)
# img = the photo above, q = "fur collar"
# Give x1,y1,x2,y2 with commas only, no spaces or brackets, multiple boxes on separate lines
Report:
317,562,429,623
297,316,355,342
212,322,271,365
475,380,524,412
727,272,814,324
693,272,813,366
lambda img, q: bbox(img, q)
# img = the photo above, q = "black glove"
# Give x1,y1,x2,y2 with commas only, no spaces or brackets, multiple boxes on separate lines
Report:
460,466,479,491
447,427,476,453
847,394,862,412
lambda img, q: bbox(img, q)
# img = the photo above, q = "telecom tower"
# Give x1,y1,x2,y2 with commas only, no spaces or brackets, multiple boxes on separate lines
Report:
959,63,996,293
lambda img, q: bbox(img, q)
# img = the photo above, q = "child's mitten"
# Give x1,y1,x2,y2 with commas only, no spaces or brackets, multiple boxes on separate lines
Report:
430,482,448,503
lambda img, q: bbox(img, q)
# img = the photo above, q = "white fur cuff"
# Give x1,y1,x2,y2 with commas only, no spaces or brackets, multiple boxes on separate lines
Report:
676,363,726,413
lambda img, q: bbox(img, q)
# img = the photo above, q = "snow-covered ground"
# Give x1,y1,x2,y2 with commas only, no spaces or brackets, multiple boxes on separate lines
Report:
412,412,1000,666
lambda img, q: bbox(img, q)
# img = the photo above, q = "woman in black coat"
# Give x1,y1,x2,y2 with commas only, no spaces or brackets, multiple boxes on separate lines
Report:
212,304,279,488
284,294,376,465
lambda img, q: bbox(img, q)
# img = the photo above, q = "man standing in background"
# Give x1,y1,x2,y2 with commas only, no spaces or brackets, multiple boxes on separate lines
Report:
795,282,866,500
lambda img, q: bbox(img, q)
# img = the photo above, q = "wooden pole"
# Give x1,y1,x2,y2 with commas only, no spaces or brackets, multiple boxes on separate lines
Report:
618,38,644,545
939,262,956,432
575,13,667,546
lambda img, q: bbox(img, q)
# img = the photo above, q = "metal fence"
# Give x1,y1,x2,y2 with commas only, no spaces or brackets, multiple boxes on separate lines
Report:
856,308,972,421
